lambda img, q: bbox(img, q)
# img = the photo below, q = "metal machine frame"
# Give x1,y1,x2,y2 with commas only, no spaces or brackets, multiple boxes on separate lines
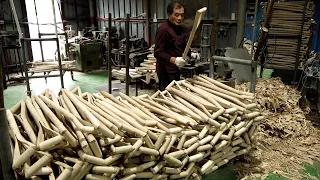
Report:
21,37,64,96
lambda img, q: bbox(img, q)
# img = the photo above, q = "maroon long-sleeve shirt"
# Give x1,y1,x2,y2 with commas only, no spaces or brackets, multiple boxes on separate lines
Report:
154,19,188,73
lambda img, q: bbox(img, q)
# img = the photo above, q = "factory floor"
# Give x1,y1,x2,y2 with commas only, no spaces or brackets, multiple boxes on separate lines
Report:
3,70,320,179
4,70,156,108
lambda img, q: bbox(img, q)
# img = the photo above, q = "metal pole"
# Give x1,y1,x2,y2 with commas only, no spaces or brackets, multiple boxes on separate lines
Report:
51,0,59,64
293,0,308,84
212,56,252,66
315,24,320,52
88,0,95,29
210,0,221,78
20,0,33,62
0,108,15,180
34,0,47,82
33,0,45,62
250,0,259,57
65,33,69,58
236,0,247,48
125,14,130,95
0,60,4,108
60,0,67,29
51,0,59,38
108,13,112,94
56,38,64,88
74,0,79,32
251,0,274,93
21,39,31,96
9,0,22,42
136,79,138,96
145,0,151,46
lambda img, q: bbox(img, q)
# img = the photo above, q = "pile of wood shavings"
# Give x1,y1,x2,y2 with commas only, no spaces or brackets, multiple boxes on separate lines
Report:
237,78,311,137
236,78,301,113
235,78,320,180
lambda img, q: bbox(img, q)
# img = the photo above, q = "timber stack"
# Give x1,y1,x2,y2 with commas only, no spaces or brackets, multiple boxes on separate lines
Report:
262,1,315,69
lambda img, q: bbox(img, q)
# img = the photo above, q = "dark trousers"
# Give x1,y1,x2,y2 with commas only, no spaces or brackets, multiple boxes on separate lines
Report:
158,72,180,91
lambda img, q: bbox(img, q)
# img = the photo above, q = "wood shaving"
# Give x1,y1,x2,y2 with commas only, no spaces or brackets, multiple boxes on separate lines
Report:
235,78,320,180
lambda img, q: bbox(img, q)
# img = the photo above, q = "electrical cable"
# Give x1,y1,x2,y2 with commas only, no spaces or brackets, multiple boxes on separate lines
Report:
260,22,276,67
19,21,65,31
297,58,320,89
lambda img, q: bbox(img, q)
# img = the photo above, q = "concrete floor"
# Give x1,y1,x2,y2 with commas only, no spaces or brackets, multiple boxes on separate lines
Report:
3,69,320,179
4,70,156,108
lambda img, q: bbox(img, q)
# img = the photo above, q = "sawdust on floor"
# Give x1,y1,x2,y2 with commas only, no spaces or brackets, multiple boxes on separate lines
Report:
235,78,320,180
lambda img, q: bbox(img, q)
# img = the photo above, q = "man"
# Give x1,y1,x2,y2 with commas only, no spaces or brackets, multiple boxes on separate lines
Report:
154,1,188,91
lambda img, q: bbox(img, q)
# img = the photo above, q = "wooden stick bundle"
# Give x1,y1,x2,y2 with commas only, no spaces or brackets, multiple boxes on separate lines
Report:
8,76,261,179
261,1,315,69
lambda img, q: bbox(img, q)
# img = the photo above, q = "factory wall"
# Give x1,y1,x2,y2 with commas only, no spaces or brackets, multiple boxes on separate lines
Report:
0,0,31,65
96,0,238,48
96,0,147,41
60,0,91,33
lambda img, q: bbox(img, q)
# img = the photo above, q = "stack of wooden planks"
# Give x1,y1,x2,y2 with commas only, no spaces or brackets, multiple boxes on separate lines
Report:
29,61,76,73
262,1,315,70
136,54,158,84
111,53,157,84
138,54,156,71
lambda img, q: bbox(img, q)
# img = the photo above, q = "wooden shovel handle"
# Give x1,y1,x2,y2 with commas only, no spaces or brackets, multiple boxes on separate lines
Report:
182,7,207,59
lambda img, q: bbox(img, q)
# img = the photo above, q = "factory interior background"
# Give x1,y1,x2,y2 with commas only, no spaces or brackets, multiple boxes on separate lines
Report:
0,0,320,180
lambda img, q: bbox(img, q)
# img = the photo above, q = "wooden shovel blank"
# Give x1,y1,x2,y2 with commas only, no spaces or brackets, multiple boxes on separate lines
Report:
182,7,207,59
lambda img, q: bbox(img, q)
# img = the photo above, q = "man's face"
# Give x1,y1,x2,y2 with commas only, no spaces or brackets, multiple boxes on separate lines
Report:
168,7,185,26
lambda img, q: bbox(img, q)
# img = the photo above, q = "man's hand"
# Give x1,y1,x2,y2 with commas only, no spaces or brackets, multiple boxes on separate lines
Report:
174,57,187,68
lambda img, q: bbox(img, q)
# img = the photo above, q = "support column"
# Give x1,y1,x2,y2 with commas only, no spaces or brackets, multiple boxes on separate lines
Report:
0,109,15,180
210,0,221,78
236,0,247,48
88,0,95,29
